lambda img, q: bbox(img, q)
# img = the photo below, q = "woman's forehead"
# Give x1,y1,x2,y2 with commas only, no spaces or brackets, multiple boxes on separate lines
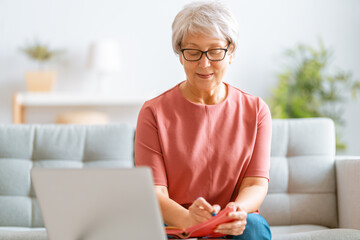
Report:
181,33,228,48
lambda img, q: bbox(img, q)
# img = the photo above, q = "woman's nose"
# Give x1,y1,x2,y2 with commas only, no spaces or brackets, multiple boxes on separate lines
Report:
198,53,211,68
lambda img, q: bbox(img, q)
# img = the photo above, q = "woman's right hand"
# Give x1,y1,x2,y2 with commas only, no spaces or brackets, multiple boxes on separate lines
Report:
187,197,221,227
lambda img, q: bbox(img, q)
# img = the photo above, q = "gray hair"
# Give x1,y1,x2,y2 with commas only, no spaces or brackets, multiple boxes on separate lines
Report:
172,1,239,55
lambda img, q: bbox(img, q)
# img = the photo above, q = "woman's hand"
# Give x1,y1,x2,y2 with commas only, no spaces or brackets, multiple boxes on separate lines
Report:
187,197,221,228
214,202,247,236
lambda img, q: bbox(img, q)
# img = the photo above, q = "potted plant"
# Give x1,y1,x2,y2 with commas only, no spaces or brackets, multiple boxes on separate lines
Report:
20,41,63,92
268,40,360,150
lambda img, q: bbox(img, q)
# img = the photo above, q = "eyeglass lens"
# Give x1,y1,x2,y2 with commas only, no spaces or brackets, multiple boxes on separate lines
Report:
183,49,227,61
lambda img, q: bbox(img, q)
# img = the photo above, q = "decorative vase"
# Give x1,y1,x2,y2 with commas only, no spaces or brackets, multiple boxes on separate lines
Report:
25,71,56,92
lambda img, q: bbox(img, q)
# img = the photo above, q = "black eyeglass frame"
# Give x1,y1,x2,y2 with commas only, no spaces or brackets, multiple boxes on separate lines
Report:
180,43,231,62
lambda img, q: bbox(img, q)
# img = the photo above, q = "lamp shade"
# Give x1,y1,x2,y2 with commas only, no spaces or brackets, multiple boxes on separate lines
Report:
88,39,121,73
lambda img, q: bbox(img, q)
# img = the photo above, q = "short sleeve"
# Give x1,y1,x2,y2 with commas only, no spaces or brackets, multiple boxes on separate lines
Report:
245,98,272,181
134,103,168,187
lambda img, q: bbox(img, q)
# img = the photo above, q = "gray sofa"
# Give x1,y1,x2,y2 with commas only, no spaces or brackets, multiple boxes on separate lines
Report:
0,118,359,240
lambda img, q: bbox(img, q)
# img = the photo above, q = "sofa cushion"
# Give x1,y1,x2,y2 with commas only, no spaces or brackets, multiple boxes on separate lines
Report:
273,228,360,240
0,124,135,228
0,227,47,240
271,224,328,235
260,118,338,228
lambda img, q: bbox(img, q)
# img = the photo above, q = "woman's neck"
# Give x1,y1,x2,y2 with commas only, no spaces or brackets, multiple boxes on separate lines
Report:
179,81,228,105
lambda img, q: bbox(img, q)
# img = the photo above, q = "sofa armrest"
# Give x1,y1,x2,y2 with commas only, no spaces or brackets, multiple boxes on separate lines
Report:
335,156,360,229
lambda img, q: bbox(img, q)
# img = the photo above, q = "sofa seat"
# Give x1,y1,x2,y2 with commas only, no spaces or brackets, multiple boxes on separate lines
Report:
272,228,360,240
272,225,360,239
271,224,328,235
1,226,360,240
0,227,47,240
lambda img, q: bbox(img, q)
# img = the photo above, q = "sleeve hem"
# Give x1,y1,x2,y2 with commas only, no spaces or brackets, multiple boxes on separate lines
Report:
243,174,270,182
154,182,168,188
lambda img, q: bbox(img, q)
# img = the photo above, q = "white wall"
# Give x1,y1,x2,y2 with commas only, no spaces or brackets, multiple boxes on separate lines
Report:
0,0,359,155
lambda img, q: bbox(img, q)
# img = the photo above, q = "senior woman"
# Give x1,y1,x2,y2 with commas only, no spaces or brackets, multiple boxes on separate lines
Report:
135,1,272,239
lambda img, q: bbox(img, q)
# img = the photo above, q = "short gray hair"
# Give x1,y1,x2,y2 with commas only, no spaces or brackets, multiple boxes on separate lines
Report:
172,1,239,55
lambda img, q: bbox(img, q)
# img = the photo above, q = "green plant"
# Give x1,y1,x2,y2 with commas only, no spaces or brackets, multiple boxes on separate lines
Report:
20,41,63,69
268,40,360,150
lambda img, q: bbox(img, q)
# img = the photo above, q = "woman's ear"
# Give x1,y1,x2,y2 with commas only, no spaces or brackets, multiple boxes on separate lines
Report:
228,44,235,64
229,53,235,64
177,44,184,65
179,54,184,65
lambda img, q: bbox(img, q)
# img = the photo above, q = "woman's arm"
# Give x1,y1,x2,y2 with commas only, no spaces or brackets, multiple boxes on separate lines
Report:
234,176,268,213
155,185,189,228
155,185,220,229
136,105,219,228
215,99,272,236
214,177,268,235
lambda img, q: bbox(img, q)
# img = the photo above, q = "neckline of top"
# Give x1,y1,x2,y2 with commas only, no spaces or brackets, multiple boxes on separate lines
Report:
175,81,231,108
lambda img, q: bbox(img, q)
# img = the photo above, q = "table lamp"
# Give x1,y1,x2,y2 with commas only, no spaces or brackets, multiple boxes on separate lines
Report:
87,39,121,93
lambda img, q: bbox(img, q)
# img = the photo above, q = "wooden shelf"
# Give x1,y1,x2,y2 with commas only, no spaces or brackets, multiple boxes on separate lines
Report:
13,92,148,123
15,92,147,106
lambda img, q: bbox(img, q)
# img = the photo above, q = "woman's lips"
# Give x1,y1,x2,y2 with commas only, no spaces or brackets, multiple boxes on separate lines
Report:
196,73,214,79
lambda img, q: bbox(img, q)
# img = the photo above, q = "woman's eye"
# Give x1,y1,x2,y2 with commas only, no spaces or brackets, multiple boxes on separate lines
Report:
187,50,200,56
209,50,222,55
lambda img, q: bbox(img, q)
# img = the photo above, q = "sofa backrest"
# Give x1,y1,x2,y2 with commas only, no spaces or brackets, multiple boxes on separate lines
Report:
0,119,338,228
260,118,338,228
0,124,134,228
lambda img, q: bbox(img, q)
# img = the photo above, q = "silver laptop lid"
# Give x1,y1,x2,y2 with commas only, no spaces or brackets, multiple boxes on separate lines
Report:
31,167,167,240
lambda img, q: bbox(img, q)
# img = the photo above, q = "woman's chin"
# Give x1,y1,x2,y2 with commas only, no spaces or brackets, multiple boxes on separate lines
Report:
191,78,222,91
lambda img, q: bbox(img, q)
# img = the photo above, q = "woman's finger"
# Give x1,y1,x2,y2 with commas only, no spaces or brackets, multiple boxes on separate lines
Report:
227,210,247,220
194,197,214,213
216,219,247,230
192,197,214,218
215,220,246,236
212,204,221,215
216,226,245,236
188,205,212,221
191,209,212,223
226,202,243,212
188,197,215,222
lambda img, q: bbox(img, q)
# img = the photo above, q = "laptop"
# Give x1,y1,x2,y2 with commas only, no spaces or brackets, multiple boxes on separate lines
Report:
31,167,167,240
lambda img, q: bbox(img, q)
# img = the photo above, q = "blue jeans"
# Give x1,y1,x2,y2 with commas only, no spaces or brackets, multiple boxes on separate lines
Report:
167,213,271,240
216,213,272,240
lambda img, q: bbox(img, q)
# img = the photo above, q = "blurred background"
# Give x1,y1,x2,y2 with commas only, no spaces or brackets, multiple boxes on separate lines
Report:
0,0,359,155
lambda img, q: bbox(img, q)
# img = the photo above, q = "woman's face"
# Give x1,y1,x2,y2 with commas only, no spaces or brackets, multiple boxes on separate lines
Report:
179,33,234,92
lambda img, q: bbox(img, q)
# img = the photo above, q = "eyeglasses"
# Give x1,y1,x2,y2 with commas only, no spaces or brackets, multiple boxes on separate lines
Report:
180,44,230,62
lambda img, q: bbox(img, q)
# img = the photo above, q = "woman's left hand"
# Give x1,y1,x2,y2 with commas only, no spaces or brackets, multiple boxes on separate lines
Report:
214,202,247,236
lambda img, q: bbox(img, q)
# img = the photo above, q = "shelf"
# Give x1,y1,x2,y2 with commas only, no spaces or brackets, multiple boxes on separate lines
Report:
13,92,150,123
15,92,147,107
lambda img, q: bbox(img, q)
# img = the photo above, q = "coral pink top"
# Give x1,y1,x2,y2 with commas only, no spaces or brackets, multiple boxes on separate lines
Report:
135,82,271,209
